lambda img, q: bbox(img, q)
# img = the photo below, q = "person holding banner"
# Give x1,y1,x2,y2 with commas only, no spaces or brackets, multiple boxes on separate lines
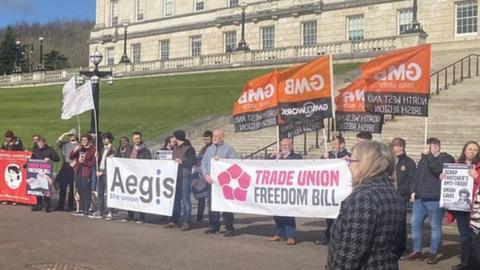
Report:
318,135,351,246
408,137,455,264
90,132,116,220
201,129,238,237
30,136,60,212
70,134,96,216
267,138,302,246
123,131,152,224
164,130,196,231
327,141,406,270
2,130,24,151
446,141,480,270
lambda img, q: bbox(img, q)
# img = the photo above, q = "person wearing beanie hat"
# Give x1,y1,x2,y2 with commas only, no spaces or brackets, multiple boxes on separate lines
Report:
2,130,24,151
165,130,197,231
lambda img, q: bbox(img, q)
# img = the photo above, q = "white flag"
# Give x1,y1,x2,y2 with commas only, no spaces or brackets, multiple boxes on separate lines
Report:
62,77,76,96
61,80,95,120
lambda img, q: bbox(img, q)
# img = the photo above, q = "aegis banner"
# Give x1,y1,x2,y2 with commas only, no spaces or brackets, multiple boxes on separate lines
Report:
335,80,383,133
210,159,352,218
0,150,36,205
361,44,431,116
233,71,279,132
278,56,333,122
106,158,178,216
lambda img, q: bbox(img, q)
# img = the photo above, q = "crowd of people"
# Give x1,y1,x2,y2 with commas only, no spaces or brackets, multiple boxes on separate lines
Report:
1,129,479,269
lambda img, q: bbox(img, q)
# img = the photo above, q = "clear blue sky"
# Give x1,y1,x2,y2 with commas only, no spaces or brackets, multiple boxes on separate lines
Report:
0,0,96,27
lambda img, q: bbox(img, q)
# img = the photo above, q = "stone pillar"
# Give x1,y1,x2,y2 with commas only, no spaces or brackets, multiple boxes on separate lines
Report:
33,70,46,82
10,73,21,84
231,51,252,67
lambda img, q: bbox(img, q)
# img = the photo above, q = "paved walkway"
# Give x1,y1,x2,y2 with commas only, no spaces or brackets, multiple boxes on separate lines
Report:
0,205,462,270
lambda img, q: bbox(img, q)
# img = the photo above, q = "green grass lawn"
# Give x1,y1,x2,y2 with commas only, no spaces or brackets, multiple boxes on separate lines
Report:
0,63,360,149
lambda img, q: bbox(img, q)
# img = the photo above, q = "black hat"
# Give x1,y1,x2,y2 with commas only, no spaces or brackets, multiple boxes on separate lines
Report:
173,130,186,142
102,132,114,141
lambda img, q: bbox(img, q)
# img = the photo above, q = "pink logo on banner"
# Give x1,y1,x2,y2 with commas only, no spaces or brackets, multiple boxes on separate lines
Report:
217,164,251,201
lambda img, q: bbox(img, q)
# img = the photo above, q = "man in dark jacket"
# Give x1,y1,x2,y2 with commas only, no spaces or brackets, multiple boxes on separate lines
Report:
55,131,78,211
391,137,417,202
267,138,302,245
2,130,24,151
164,130,197,231
30,136,60,212
123,131,152,224
407,137,455,264
319,135,351,245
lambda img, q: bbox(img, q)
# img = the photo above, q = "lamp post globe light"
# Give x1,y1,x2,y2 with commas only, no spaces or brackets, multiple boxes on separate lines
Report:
14,40,22,73
79,48,113,137
236,1,250,51
119,22,131,64
37,36,45,71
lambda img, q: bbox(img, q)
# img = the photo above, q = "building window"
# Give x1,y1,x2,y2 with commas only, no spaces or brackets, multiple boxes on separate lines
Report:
261,26,275,50
137,0,145,21
106,47,115,66
228,0,239,7
302,21,317,46
131,43,141,64
456,1,478,35
191,35,202,57
347,15,364,42
159,40,170,60
398,8,413,34
224,31,237,52
195,0,205,11
111,0,118,26
164,0,174,17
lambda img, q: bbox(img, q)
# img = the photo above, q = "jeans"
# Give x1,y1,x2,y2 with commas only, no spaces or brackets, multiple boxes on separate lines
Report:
90,166,97,191
170,176,183,224
180,177,192,224
57,163,74,210
452,211,472,265
197,197,206,222
274,216,296,239
207,184,234,231
96,174,107,214
411,199,444,254
76,175,91,214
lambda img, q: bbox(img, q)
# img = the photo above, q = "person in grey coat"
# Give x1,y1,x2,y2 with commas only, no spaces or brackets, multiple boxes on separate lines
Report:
201,129,237,237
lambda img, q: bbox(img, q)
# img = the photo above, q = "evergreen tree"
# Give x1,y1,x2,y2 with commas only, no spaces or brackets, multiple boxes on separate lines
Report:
43,50,69,70
0,27,18,74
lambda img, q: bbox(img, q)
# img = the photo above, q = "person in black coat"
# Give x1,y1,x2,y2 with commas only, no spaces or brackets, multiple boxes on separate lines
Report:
267,138,302,245
319,135,351,245
327,141,406,270
30,136,60,212
391,137,417,202
2,130,24,151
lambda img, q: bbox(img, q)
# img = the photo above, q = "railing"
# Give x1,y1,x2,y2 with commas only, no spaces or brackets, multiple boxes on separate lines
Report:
351,36,396,53
200,53,232,66
252,48,290,61
430,54,480,96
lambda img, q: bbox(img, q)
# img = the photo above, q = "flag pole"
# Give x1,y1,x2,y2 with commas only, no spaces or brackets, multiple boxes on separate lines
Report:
329,54,337,135
276,125,280,154
322,128,329,154
76,115,81,137
424,117,428,147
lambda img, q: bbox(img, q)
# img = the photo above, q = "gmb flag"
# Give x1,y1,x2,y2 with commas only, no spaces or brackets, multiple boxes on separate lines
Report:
232,71,279,132
335,79,384,134
361,44,431,117
278,55,333,122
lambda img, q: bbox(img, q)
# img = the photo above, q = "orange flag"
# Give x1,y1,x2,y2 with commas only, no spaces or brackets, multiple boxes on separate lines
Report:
277,55,333,122
361,44,431,116
335,79,383,133
233,70,279,132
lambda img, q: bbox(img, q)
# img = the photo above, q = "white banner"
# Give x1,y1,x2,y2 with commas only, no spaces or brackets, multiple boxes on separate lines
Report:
211,159,352,218
440,163,474,212
106,157,178,216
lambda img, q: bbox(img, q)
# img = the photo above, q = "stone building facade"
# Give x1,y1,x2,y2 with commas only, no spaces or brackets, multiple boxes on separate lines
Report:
89,0,479,67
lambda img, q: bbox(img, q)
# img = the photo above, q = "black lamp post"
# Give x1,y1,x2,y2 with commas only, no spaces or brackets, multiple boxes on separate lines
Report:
404,0,425,34
14,40,22,73
236,1,250,51
37,36,45,71
78,49,114,136
119,22,131,64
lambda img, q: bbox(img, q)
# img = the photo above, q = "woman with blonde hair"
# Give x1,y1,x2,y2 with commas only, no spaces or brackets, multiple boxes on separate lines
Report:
327,141,407,270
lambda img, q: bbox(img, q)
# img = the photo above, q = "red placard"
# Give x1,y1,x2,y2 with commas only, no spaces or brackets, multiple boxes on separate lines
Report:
0,150,37,205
